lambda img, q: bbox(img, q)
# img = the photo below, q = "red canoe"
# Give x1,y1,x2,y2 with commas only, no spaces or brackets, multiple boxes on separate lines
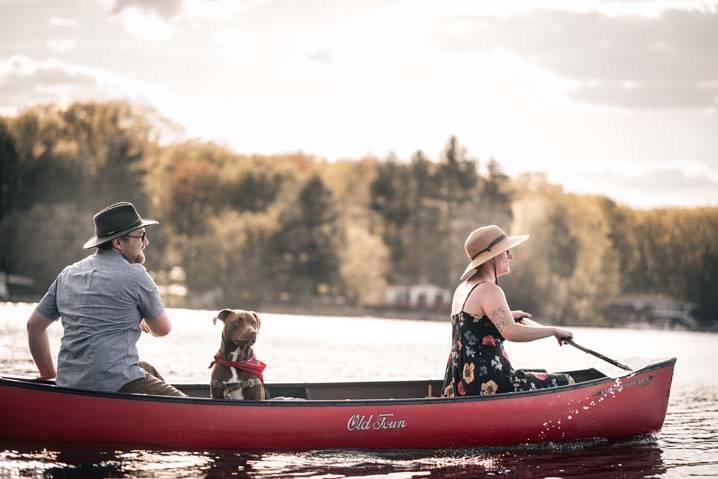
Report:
0,358,675,450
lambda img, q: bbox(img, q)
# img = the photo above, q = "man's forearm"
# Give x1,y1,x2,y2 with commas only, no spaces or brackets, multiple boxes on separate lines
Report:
28,330,56,378
27,312,57,378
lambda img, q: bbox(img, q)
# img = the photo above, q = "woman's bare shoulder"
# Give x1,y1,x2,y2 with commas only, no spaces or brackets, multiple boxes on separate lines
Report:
471,281,504,298
462,281,505,315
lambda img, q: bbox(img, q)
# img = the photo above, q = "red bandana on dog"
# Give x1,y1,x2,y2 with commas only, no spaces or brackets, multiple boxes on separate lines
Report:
209,354,267,382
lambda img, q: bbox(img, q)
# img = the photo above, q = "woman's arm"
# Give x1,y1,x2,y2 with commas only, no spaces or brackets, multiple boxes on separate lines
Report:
471,284,572,344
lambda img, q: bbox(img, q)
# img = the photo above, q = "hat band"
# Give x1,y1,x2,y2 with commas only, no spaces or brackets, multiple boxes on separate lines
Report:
99,219,143,237
470,234,506,260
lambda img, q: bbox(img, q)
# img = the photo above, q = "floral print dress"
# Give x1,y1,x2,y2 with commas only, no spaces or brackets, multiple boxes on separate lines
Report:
442,304,574,397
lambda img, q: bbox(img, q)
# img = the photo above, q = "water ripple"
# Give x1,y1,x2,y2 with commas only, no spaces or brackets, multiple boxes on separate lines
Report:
1,305,717,478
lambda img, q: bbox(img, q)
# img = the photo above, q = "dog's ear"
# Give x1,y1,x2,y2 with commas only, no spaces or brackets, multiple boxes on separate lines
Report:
214,309,234,325
251,311,261,329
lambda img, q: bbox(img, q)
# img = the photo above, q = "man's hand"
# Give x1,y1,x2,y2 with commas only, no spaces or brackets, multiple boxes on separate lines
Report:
140,319,151,334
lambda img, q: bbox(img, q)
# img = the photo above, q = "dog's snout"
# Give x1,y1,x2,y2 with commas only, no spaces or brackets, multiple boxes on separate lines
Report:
228,321,258,345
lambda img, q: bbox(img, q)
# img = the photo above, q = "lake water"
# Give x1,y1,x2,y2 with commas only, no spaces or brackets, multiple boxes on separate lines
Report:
0,302,716,478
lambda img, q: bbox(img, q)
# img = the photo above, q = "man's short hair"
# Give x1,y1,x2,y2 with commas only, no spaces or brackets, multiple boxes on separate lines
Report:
97,240,114,250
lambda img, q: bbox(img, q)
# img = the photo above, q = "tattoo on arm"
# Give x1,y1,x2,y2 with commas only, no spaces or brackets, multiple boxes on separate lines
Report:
488,305,514,333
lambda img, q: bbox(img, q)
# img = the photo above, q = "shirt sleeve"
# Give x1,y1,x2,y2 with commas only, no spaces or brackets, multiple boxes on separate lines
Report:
35,276,61,320
132,266,165,320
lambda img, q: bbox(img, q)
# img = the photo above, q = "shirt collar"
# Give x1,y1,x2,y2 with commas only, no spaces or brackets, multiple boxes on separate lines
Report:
96,248,130,264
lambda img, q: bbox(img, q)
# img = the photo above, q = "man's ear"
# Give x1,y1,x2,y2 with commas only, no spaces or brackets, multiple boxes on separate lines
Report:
213,309,234,325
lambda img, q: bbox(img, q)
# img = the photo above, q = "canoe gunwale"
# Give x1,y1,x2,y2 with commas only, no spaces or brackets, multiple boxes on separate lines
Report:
0,357,676,408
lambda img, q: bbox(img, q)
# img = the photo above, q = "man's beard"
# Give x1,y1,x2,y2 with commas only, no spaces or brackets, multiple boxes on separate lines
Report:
129,250,146,265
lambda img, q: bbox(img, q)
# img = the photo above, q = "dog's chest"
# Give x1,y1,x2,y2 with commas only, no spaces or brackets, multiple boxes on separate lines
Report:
213,347,262,400
223,383,246,400
224,348,246,399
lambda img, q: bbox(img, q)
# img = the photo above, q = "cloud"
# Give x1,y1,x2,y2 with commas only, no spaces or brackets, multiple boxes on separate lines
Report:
115,8,175,41
553,161,718,207
111,0,183,19
307,50,333,65
212,29,258,62
48,17,79,28
108,0,184,41
0,57,101,111
181,0,269,21
47,38,78,55
432,8,718,109
620,165,718,193
572,82,718,109
0,56,169,115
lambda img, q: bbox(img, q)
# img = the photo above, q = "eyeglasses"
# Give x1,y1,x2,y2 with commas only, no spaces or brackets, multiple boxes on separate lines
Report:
506,249,513,259
125,232,147,242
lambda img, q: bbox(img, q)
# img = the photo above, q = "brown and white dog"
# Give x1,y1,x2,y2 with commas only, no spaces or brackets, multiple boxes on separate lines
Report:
209,308,266,400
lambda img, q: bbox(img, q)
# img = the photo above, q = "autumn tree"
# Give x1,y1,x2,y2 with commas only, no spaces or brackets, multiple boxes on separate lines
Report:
269,175,343,299
369,155,412,282
0,120,19,223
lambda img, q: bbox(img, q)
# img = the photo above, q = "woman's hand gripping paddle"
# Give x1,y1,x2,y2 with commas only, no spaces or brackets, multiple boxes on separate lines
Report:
518,316,634,373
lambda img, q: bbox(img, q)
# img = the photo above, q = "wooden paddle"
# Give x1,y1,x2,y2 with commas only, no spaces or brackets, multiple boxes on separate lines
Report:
562,339,632,371
519,316,633,371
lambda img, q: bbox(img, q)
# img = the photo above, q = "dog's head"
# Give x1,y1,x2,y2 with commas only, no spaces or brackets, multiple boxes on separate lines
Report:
213,309,262,346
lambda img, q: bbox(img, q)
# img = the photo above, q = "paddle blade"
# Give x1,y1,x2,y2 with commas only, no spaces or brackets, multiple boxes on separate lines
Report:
623,357,652,370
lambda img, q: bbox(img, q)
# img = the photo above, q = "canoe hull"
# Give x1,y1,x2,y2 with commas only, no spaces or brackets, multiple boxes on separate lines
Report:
0,359,675,449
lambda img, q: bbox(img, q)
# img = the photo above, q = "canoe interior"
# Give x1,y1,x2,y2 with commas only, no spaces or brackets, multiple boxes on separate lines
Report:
175,367,607,400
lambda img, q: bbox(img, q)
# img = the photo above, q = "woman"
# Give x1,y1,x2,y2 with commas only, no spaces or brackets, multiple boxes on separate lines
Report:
442,225,574,397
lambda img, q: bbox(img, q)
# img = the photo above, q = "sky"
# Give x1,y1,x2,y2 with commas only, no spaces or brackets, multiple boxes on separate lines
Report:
0,0,717,208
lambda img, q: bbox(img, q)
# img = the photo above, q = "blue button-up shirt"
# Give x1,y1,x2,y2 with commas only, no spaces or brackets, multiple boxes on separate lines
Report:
36,249,165,392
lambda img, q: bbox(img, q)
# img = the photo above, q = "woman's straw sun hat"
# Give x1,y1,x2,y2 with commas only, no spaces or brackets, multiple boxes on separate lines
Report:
459,225,529,281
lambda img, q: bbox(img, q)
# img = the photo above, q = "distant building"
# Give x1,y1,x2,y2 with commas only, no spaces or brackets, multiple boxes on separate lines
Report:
0,272,35,301
603,293,698,330
156,266,188,307
384,284,451,311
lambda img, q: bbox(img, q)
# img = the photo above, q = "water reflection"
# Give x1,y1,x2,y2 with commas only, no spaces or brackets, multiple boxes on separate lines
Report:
0,442,215,478
0,437,666,478
1,306,715,477
336,439,666,478
0,442,121,478
48,447,124,478
202,452,260,478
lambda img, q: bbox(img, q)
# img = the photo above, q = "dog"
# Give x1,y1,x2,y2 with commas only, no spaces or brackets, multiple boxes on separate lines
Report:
209,308,266,400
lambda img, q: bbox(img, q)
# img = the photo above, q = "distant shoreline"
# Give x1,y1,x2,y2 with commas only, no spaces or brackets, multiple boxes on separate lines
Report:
2,300,714,332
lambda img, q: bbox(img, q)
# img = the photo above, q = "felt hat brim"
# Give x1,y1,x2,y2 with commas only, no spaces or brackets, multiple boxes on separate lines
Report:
82,219,158,249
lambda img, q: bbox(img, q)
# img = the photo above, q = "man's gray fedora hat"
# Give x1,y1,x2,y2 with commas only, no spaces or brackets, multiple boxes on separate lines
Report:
83,202,158,249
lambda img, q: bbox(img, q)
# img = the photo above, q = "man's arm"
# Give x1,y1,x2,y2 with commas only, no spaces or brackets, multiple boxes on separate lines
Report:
142,311,172,337
27,310,57,379
133,266,170,337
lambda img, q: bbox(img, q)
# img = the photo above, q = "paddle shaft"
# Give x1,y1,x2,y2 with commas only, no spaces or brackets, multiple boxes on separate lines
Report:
563,339,632,371
519,316,633,371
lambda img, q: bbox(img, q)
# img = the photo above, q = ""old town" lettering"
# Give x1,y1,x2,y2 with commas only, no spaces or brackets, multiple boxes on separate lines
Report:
346,413,407,432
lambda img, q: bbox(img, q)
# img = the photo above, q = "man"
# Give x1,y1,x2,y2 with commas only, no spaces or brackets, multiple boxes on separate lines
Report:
27,202,185,396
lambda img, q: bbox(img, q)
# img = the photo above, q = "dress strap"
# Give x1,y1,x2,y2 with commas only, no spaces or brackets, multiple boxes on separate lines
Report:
460,281,486,312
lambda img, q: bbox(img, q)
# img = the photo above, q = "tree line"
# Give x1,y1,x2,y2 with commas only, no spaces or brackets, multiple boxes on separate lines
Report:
1,101,716,329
